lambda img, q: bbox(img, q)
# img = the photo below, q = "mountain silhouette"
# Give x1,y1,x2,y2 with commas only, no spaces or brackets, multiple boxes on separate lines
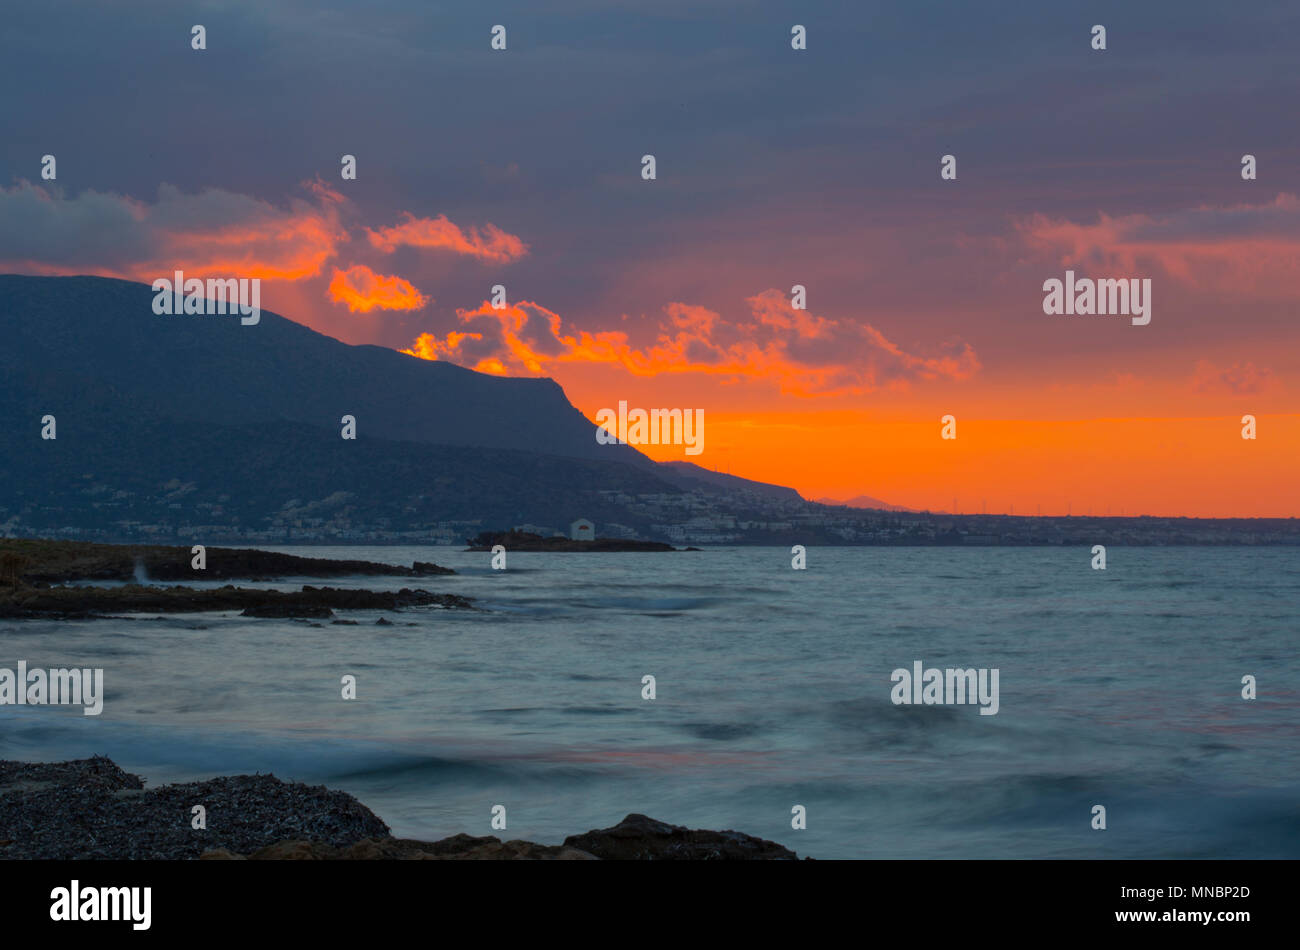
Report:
0,275,650,461
0,275,797,541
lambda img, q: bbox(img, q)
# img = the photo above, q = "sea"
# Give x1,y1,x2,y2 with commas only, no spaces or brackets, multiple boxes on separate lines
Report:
2,545,1297,859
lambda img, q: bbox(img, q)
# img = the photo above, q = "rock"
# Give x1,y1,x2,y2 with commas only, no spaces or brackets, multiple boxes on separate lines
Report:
1,538,456,584
0,583,473,619
375,617,392,626
1,758,796,861
434,839,599,861
563,813,800,860
412,561,454,576
233,836,599,860
0,756,390,859
249,841,330,860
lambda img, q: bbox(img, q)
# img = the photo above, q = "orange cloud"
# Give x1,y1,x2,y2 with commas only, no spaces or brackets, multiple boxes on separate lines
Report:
328,265,428,313
401,330,483,361
400,290,979,396
365,212,528,263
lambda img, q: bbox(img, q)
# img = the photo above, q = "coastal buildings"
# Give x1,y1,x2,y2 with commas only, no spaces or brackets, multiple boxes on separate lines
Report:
3,488,1298,548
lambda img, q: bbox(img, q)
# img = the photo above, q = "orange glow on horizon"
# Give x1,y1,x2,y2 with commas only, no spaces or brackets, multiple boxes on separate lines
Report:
611,411,1300,518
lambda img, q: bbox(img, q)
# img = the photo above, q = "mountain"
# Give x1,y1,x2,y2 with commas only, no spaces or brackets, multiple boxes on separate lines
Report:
816,495,914,512
0,275,650,463
0,275,803,542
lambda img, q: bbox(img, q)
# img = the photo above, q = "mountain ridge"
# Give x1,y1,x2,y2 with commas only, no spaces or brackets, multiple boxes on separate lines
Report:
0,274,804,541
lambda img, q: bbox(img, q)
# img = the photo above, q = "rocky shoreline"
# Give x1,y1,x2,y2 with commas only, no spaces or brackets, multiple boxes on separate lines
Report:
0,538,469,619
0,583,473,620
0,538,454,584
0,758,801,860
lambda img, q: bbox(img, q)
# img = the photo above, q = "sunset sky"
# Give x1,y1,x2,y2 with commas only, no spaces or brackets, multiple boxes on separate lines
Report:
2,0,1298,516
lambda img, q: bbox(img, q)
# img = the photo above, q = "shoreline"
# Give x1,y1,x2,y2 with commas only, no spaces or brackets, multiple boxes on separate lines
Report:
0,757,802,861
0,583,473,620
0,538,455,584
0,539,469,619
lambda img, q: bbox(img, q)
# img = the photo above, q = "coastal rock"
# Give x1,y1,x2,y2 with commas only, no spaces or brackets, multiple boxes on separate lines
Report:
563,813,801,860
0,539,455,584
1,757,797,861
204,836,600,860
0,583,473,619
412,561,454,576
0,757,390,860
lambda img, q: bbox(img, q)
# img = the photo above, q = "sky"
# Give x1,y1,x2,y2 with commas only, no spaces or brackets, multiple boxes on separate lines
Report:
2,0,1298,516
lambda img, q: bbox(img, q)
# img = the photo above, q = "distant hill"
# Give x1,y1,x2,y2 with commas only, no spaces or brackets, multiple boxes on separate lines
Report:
0,275,651,463
816,495,914,512
0,275,806,541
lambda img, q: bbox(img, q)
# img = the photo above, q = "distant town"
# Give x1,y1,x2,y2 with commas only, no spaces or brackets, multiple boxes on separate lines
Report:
4,482,1297,547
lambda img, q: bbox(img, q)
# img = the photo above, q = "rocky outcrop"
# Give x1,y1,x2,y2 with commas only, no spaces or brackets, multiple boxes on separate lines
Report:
0,538,453,584
0,757,390,860
207,814,802,861
202,837,599,861
0,583,472,619
0,758,801,860
411,561,451,575
563,813,801,860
